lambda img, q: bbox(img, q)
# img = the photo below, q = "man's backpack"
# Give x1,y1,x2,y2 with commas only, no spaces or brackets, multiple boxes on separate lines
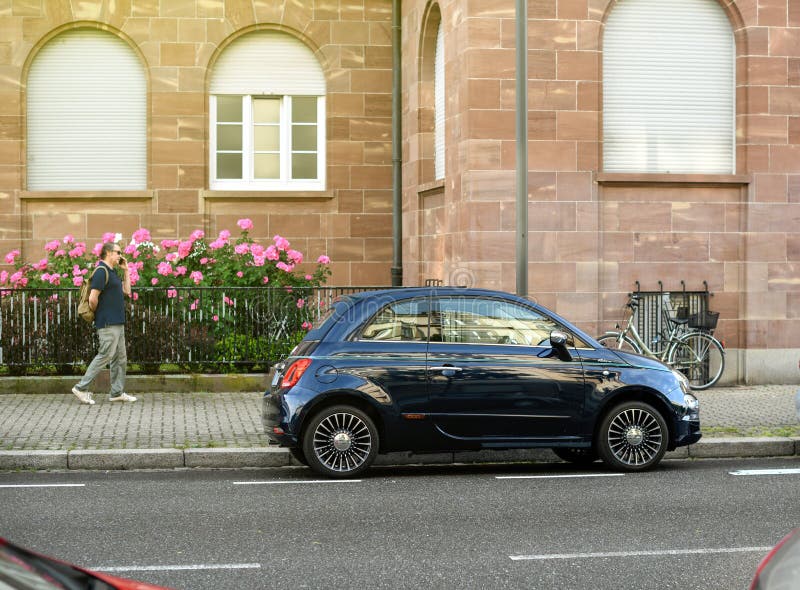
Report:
77,266,109,324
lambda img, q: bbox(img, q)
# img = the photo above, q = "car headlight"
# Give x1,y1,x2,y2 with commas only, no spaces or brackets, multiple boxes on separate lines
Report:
671,368,691,394
683,393,699,412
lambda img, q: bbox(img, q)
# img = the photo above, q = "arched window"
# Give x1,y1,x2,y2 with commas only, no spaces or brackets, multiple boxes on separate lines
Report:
603,0,735,174
26,29,146,190
209,31,326,191
434,22,445,180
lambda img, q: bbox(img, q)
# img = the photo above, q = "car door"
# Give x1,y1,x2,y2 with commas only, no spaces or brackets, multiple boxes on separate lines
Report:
426,296,585,439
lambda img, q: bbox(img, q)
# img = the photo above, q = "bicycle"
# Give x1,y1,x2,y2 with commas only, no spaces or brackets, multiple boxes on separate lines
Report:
597,295,725,390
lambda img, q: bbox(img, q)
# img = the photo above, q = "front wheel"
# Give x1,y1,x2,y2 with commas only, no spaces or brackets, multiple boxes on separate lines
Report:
597,401,667,472
597,332,641,354
668,332,725,390
302,405,378,478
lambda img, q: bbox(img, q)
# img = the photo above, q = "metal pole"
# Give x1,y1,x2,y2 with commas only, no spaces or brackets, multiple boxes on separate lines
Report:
515,0,528,296
391,0,403,287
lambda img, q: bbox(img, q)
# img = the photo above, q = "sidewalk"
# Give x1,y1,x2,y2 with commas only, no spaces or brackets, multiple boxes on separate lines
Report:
0,383,798,471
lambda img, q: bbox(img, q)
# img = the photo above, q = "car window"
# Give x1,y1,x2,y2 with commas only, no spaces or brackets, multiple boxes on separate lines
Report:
432,297,575,346
360,298,429,342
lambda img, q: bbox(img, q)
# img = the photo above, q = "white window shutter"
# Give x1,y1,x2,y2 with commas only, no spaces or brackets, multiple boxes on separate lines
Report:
603,0,735,174
27,29,146,190
209,32,325,95
434,24,445,180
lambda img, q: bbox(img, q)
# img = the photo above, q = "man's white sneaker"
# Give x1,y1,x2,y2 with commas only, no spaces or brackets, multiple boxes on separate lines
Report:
71,386,95,405
109,393,137,403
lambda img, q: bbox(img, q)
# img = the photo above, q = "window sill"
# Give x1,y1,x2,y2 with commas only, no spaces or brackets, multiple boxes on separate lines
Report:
20,190,154,200
595,173,751,186
418,179,445,197
202,189,335,201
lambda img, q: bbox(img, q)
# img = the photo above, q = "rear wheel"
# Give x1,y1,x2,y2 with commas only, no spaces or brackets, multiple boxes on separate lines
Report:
302,405,378,478
552,447,599,465
597,332,641,354
597,401,667,472
668,332,725,390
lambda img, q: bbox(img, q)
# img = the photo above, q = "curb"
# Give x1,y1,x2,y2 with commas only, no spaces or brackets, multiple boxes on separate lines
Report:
0,374,269,395
1,438,798,472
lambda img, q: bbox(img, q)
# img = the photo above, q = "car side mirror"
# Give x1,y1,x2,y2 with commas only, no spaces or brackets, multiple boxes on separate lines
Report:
549,330,573,362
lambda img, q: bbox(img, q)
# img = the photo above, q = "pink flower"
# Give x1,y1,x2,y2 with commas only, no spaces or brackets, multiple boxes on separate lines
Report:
250,244,265,257
0,270,7,284
317,255,330,265
190,229,204,242
234,243,249,255
265,245,279,261
129,269,139,285
102,233,116,243
54,250,66,257
167,288,178,299
177,241,192,258
218,229,231,241
132,292,139,301
157,262,173,276
190,271,203,284
151,277,159,285
273,235,290,251
213,315,219,322
262,276,269,284
44,240,60,252
296,298,305,309
161,239,179,249
190,299,199,311
92,243,103,256
72,265,82,276
302,321,313,330
200,257,209,265
224,296,234,306
62,234,74,244
124,244,136,255
236,271,244,278
287,249,303,264
73,276,83,287
4,250,20,264
174,266,187,276
237,218,254,231
305,274,313,280
208,239,225,250
68,244,86,258
252,255,266,267
165,252,179,263
132,228,151,243
276,261,293,272
33,258,48,271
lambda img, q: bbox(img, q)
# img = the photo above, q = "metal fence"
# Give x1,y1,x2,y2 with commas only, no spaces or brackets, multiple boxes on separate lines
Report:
0,286,391,375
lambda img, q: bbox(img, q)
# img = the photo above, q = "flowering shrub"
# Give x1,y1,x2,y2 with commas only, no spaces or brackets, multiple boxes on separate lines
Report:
1,220,331,295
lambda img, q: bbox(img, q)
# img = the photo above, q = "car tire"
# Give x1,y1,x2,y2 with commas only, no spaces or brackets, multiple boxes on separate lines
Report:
302,405,378,478
552,447,599,465
597,401,668,472
288,447,308,466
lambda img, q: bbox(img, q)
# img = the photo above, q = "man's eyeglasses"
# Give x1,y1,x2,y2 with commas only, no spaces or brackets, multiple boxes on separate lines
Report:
112,250,122,254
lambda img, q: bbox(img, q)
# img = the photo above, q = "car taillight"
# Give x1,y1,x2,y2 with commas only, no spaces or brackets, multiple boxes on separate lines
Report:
281,358,312,389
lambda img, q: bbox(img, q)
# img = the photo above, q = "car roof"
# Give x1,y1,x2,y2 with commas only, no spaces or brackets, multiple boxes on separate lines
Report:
345,287,529,302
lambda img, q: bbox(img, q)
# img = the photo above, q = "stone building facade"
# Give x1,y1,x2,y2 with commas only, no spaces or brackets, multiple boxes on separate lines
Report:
0,0,798,383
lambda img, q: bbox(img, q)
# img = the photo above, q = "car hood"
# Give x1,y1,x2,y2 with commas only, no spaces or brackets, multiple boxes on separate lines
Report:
609,349,672,373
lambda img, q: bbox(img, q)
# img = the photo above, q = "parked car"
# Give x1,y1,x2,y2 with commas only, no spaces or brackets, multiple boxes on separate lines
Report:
0,536,172,589
750,529,800,590
263,287,701,477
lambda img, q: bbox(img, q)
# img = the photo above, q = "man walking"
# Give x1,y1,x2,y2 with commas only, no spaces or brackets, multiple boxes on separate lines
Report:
72,242,137,405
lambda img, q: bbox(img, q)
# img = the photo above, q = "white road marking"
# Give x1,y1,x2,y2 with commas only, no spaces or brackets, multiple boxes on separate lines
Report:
0,484,85,488
233,479,362,485
93,563,261,572
496,474,624,480
510,547,771,561
729,468,800,476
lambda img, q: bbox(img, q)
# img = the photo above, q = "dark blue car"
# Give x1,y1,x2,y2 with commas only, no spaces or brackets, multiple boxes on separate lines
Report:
263,287,701,477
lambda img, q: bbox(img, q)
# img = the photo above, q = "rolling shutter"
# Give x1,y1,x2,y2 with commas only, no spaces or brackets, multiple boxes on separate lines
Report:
27,29,146,190
603,0,735,174
209,32,325,95
434,24,445,179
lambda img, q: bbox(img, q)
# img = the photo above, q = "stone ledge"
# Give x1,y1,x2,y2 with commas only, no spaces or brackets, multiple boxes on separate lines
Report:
688,437,796,458
0,374,269,395
0,450,68,470
67,448,184,470
184,447,289,468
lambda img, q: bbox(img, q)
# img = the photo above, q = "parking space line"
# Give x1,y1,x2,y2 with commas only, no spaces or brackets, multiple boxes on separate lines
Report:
0,484,85,488
232,479,362,485
729,468,800,476
93,564,261,572
496,474,624,480
510,547,771,561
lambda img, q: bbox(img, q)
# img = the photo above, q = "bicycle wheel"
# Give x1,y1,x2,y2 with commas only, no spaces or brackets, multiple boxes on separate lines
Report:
597,332,641,354
668,332,725,390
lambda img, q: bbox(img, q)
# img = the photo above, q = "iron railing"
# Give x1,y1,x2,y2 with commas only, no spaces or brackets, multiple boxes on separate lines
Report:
0,286,391,375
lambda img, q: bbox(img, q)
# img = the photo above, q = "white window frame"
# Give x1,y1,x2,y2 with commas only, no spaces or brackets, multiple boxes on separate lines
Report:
210,94,325,191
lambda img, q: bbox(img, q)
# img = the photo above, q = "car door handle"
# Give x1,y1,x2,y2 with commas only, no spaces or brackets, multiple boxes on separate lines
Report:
430,366,463,372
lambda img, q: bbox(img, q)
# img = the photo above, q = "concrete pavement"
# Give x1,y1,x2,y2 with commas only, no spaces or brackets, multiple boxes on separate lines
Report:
0,377,798,471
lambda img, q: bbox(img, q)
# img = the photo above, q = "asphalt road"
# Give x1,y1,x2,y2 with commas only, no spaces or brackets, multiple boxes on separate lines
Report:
2,458,799,590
